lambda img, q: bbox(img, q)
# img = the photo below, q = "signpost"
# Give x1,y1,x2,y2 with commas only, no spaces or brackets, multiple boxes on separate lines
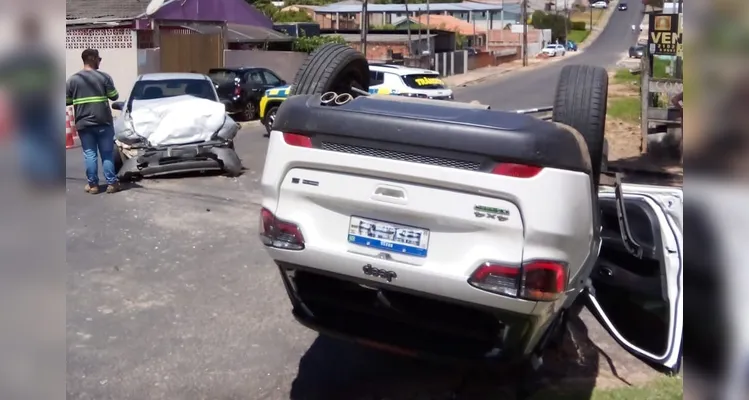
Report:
639,11,683,156
647,13,681,56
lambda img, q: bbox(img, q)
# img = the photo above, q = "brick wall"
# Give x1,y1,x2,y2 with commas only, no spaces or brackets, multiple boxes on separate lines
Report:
467,47,521,70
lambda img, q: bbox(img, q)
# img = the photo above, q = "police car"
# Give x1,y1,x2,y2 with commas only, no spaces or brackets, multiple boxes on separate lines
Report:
367,64,454,100
258,64,453,134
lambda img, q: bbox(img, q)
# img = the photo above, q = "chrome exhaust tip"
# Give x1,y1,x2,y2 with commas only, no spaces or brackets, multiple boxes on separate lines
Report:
320,92,337,105
334,93,353,106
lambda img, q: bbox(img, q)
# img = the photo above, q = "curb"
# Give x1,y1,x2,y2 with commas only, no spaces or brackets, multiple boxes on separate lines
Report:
450,0,620,89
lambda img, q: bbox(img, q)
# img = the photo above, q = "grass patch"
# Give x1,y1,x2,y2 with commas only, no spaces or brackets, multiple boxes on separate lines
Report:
570,9,604,25
608,97,641,123
530,376,683,400
613,68,639,85
652,57,671,79
567,29,590,43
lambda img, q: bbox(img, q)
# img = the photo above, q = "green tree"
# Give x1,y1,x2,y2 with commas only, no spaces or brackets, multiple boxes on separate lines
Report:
293,35,346,53
455,32,466,49
273,10,314,22
248,0,278,19
531,10,572,41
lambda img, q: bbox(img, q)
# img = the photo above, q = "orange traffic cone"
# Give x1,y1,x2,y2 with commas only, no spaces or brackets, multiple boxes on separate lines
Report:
65,108,77,149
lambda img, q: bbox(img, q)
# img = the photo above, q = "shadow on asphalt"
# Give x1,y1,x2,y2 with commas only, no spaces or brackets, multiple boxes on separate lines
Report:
289,315,605,400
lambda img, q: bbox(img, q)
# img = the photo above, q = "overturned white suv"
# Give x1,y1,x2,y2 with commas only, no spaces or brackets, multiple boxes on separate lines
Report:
259,44,683,376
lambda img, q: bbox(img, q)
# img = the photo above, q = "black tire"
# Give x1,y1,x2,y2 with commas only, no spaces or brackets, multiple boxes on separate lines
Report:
552,65,608,187
264,106,279,136
241,101,257,121
290,43,369,96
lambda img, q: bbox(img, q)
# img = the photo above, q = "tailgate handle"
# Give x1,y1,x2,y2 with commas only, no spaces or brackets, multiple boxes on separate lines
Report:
372,186,407,205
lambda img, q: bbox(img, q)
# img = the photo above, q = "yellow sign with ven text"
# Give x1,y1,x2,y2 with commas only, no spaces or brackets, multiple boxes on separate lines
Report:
648,13,681,56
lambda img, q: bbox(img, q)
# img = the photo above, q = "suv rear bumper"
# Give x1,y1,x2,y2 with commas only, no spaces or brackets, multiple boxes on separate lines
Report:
275,261,560,363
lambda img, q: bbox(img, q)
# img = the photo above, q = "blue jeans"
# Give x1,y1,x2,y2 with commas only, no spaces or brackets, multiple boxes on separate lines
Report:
78,125,117,185
17,117,64,186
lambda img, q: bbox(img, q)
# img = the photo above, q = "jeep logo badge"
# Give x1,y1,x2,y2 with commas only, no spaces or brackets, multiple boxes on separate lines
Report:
362,264,397,282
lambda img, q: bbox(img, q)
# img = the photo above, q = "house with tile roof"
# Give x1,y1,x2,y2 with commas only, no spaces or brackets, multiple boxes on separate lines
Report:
65,0,287,100
392,15,488,48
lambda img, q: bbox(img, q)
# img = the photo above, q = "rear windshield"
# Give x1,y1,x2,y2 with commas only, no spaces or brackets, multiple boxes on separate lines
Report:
208,70,239,83
401,74,447,90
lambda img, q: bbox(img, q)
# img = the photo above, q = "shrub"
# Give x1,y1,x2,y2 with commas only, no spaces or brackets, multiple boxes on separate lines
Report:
293,35,346,53
571,21,587,31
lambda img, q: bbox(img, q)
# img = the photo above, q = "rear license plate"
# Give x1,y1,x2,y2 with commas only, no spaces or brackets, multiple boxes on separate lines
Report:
348,216,430,257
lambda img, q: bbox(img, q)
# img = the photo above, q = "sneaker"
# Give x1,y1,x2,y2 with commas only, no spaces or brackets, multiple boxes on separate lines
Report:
106,182,121,194
84,184,99,194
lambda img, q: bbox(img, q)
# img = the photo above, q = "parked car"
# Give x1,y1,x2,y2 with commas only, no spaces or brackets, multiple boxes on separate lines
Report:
566,40,578,51
259,64,453,135
259,44,684,377
618,2,628,10
629,44,645,58
208,67,287,121
111,73,242,180
541,43,566,57
591,1,608,9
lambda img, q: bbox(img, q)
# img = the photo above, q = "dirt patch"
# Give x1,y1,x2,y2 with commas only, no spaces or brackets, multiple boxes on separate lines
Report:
604,72,683,179
606,75,644,161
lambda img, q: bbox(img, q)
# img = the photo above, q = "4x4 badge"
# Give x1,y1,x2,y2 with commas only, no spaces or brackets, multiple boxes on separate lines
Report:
474,205,509,221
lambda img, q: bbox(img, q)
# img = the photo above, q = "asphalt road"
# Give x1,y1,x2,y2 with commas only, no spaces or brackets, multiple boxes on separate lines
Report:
66,125,654,400
67,9,654,398
453,2,646,110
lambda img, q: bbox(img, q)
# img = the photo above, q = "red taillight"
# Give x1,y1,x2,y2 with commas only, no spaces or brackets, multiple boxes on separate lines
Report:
234,85,241,96
259,207,305,250
468,260,567,301
491,163,543,178
520,260,567,301
283,132,313,148
468,263,521,297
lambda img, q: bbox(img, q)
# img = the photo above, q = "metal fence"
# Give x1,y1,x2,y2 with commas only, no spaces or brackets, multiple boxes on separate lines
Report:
432,50,468,77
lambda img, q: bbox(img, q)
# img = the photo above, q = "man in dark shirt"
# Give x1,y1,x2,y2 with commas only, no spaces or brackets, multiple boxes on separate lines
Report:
66,48,120,194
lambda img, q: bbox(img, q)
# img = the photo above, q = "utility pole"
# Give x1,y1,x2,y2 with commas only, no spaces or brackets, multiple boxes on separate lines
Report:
500,0,505,46
564,0,568,43
361,0,368,58
675,0,683,78
426,0,431,55
404,0,412,56
589,2,593,32
522,0,528,66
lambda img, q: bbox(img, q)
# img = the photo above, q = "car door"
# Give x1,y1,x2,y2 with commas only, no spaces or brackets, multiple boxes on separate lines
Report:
590,181,683,373
244,69,266,100
368,70,385,93
260,69,285,91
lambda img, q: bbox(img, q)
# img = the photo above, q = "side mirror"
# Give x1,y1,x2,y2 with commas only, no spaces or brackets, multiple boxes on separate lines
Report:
111,101,124,111
278,80,287,86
